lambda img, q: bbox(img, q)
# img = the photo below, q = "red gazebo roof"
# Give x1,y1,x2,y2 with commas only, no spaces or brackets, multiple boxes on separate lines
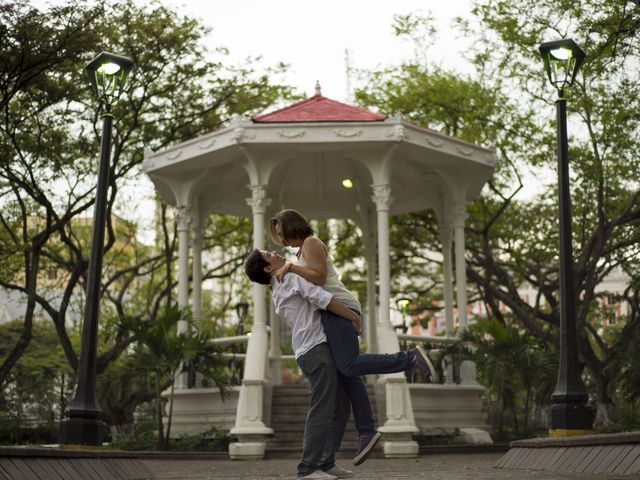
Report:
252,94,387,123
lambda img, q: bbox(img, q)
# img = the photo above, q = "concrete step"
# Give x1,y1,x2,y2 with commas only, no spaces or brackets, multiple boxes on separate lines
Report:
268,383,377,452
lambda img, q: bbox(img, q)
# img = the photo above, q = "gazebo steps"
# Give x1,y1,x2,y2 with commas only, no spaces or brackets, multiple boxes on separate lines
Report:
267,383,379,452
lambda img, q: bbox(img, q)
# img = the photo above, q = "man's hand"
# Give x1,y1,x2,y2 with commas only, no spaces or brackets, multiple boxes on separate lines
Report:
351,315,362,336
274,262,292,282
327,297,362,335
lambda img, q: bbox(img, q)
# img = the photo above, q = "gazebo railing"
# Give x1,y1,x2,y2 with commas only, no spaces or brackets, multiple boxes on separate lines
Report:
396,333,460,345
211,332,468,385
211,335,250,385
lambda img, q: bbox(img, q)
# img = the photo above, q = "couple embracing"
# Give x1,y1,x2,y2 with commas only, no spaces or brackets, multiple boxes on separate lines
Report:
244,209,435,480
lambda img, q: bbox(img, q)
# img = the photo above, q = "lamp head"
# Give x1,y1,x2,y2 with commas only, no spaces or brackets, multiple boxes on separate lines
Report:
539,38,585,93
235,300,249,323
85,51,134,106
396,298,411,313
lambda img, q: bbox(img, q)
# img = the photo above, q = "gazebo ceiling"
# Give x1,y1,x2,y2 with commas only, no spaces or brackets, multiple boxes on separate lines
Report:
143,94,498,224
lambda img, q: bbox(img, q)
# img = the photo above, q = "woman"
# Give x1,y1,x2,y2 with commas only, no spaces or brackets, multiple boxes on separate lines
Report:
270,209,435,466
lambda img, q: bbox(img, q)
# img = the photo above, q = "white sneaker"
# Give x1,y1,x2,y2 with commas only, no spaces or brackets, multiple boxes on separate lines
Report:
325,465,355,478
297,470,338,480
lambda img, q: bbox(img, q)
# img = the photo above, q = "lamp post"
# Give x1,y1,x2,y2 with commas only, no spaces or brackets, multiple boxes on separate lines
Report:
396,298,411,335
395,298,411,356
60,52,134,445
539,38,593,436
236,300,249,338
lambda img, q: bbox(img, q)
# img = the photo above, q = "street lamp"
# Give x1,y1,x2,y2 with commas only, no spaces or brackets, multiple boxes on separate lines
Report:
60,52,134,446
539,38,593,436
235,300,249,337
396,298,411,334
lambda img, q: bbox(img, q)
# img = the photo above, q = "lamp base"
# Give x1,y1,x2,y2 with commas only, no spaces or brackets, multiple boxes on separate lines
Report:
60,409,109,446
550,402,594,434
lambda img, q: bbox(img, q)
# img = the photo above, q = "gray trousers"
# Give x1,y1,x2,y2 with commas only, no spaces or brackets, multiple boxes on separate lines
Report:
296,342,350,476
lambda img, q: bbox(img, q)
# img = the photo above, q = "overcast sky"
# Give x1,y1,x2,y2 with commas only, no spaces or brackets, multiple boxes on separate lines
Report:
162,0,475,101
32,0,492,235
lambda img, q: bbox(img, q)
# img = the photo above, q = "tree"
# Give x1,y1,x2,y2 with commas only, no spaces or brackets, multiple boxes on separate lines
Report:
0,319,73,441
121,307,228,450
0,0,292,438
0,0,105,396
355,4,640,425
460,317,556,438
0,0,292,388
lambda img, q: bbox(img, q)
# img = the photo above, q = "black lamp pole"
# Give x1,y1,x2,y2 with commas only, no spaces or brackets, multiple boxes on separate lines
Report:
236,301,249,339
550,88,593,434
539,39,593,435
60,106,113,445
60,52,134,445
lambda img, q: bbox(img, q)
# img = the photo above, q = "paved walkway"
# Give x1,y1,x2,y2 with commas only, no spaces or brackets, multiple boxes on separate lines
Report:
143,453,634,479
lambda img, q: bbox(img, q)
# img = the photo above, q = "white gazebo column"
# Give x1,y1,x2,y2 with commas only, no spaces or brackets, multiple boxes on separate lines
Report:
192,224,203,326
191,223,203,387
269,299,281,385
452,203,477,385
229,185,274,459
175,205,191,389
372,184,419,458
440,222,455,384
363,226,378,354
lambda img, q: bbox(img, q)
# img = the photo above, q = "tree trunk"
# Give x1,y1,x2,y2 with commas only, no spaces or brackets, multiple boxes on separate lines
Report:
161,202,173,312
164,378,176,449
155,375,165,449
523,388,531,433
110,423,133,442
498,379,505,439
0,251,40,386
594,401,618,428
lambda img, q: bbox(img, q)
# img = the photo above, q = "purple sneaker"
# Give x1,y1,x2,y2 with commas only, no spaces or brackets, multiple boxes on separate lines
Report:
409,345,437,380
353,431,381,466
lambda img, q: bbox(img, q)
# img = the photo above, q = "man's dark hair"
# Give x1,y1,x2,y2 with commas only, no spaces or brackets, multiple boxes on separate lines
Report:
244,249,271,285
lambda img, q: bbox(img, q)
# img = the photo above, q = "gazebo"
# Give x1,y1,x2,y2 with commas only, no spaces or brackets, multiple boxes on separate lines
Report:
142,84,498,459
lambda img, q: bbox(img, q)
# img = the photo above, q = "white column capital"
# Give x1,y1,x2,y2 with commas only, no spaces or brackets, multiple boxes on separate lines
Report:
176,205,192,232
246,185,271,215
371,184,393,211
451,203,468,229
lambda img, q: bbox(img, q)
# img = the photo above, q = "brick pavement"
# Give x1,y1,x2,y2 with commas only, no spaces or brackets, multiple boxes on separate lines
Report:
143,453,635,480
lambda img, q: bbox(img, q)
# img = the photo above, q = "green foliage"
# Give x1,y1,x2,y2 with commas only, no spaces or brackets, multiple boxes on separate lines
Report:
106,420,158,451
461,317,557,438
0,0,290,437
171,427,233,452
96,351,155,435
353,2,640,426
0,319,73,431
120,307,229,449
108,421,232,452
358,64,504,142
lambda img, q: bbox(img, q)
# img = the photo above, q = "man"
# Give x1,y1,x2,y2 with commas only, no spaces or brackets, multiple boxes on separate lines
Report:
245,249,358,480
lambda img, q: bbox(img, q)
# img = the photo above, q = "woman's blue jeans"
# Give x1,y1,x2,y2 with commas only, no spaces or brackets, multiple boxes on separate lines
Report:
320,310,412,436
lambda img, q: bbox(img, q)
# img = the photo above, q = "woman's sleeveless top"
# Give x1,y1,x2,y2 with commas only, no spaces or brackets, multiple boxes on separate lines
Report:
296,238,362,314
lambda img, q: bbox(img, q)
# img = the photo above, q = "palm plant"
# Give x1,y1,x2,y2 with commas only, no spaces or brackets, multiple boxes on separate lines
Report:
121,307,228,449
460,316,556,438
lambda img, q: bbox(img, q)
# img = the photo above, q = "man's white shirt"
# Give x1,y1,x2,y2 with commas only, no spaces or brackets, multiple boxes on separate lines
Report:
270,273,332,359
